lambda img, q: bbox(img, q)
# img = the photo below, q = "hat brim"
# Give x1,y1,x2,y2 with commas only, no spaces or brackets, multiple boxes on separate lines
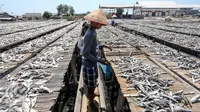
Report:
85,17,108,26
84,8,108,26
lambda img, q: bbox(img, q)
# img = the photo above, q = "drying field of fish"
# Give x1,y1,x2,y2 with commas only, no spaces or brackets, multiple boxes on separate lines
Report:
97,24,200,111
0,20,82,112
0,21,76,77
0,21,74,47
117,23,200,52
135,23,200,36
0,20,61,35
1,19,200,112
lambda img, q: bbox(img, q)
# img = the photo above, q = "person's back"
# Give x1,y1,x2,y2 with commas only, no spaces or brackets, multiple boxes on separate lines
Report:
81,26,98,68
78,22,90,54
111,19,114,26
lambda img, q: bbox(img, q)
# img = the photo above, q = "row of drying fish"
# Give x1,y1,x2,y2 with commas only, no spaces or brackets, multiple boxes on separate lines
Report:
136,23,200,35
119,24,200,51
190,69,200,83
145,43,200,70
114,19,200,29
98,28,132,48
0,23,77,71
150,22,200,30
0,22,82,112
0,21,73,47
105,26,200,71
0,20,65,35
108,25,200,84
117,19,200,35
112,56,200,111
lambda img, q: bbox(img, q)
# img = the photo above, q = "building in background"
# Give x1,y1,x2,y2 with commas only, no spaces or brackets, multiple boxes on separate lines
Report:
0,12,15,21
134,1,178,17
99,1,200,18
23,13,42,20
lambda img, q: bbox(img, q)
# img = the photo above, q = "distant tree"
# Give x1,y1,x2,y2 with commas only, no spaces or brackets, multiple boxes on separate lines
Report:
57,4,63,15
43,11,52,19
86,11,91,14
116,8,124,17
56,4,75,17
62,4,69,15
69,6,75,16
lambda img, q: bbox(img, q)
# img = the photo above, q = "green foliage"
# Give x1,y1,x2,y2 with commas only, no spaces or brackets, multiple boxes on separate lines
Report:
116,8,124,16
57,4,63,15
86,11,91,14
69,6,75,16
63,15,76,21
43,11,52,19
57,4,75,16
62,4,69,15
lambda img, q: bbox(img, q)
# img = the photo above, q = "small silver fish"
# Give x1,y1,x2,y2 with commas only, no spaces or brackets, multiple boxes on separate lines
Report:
191,94,200,103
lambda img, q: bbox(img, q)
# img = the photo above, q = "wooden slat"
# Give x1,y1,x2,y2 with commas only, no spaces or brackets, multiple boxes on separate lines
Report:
74,67,83,112
97,63,107,112
81,85,88,112
116,89,125,111
105,51,142,56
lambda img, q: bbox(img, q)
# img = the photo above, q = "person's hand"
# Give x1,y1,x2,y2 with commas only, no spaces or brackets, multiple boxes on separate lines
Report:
106,46,112,51
98,59,110,65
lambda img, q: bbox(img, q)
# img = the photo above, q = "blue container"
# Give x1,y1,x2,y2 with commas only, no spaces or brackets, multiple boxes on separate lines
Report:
99,63,113,81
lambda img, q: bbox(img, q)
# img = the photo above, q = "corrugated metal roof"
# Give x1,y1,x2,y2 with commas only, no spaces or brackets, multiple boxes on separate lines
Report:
99,1,200,9
0,17,13,20
99,4,142,8
137,1,178,8
178,5,200,8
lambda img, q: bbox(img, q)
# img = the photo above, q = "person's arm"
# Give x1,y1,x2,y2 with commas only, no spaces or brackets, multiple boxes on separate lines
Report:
82,32,99,62
99,45,112,51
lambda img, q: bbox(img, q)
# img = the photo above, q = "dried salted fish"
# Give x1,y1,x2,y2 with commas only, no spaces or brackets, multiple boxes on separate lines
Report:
0,21,82,112
100,22,195,111
37,85,53,93
105,25,200,71
190,69,200,83
21,95,38,112
169,102,192,112
0,21,72,47
119,24,200,51
191,94,200,103
0,21,62,35
7,70,52,82
112,56,191,111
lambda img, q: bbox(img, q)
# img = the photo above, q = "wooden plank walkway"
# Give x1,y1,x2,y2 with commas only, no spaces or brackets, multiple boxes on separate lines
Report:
74,64,105,112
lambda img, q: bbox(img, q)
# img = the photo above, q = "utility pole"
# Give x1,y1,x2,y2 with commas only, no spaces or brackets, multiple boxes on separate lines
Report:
32,10,35,20
0,4,4,12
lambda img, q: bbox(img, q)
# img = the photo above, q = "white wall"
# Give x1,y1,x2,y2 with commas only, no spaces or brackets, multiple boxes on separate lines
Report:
169,10,176,16
24,13,42,19
140,8,177,16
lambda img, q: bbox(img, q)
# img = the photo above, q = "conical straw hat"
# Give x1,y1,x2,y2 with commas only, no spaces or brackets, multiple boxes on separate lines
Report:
84,8,108,25
112,14,117,18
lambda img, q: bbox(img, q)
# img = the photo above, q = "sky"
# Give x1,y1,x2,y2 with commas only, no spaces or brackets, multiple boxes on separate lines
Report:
1,0,200,15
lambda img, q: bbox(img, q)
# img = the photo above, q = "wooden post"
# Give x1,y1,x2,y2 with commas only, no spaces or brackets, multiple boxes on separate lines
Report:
70,55,78,89
116,89,125,112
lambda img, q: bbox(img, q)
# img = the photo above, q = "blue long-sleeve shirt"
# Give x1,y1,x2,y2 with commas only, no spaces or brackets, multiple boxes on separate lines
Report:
81,27,99,67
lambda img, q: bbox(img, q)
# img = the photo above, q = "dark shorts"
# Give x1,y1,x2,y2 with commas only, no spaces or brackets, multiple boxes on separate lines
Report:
82,66,98,87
